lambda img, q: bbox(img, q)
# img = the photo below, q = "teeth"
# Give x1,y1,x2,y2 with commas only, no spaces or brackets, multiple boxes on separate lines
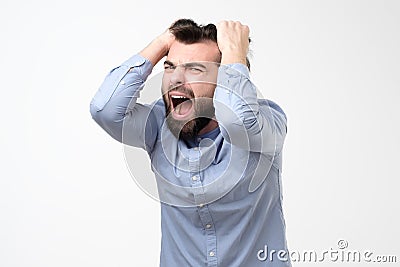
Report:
171,95,187,99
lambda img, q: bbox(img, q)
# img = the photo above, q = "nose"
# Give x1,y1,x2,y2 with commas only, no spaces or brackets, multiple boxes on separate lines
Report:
169,66,185,86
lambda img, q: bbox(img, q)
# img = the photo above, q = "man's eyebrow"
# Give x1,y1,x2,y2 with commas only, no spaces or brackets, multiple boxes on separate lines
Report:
163,60,175,67
163,61,207,69
182,62,207,69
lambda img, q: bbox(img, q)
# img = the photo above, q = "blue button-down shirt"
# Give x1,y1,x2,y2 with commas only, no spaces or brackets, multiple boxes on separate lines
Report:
90,54,291,266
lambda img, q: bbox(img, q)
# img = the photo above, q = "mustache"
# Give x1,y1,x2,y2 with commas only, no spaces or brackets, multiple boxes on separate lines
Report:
167,85,195,99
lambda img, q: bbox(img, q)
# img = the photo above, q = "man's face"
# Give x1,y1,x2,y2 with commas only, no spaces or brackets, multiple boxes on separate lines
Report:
161,41,220,139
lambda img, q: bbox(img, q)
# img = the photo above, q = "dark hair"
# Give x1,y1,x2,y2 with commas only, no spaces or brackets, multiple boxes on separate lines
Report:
169,19,251,70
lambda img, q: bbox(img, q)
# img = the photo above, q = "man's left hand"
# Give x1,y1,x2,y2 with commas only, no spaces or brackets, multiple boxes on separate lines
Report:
216,21,250,66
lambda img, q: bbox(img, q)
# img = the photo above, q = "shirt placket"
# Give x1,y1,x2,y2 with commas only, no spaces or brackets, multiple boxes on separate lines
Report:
189,144,218,267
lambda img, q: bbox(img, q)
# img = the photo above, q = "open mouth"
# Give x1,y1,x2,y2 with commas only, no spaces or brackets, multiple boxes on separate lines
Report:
169,91,194,119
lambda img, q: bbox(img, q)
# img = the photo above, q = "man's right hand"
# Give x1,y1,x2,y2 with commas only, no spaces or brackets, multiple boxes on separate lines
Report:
139,29,175,67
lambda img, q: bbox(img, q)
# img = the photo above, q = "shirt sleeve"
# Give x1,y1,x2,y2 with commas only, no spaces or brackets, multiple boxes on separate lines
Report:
90,54,159,151
213,63,287,155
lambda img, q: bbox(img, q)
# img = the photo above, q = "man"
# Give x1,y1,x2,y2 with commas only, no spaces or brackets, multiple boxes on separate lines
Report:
90,19,290,267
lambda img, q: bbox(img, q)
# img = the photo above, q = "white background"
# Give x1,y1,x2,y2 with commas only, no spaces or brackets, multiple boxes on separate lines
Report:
1,0,399,266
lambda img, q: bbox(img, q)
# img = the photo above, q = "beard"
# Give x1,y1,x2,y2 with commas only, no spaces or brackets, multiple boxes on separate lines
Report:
163,86,215,140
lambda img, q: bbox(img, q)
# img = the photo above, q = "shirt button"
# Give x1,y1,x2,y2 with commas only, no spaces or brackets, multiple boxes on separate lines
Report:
206,224,212,229
120,80,125,85
198,203,204,208
192,175,199,181
209,251,215,257
193,147,199,151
